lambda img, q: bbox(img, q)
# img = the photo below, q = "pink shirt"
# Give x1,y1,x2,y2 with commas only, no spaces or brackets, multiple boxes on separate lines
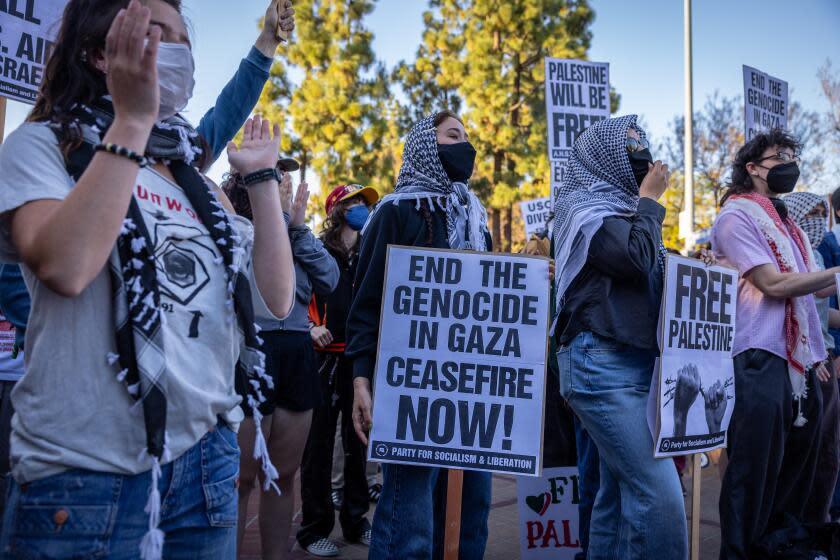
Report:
712,208,827,363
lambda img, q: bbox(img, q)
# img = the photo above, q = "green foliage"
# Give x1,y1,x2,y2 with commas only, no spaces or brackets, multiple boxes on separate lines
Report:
256,0,397,218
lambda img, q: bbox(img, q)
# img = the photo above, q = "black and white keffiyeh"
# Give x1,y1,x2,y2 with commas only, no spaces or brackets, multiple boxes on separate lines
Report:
53,99,278,560
551,114,665,307
364,114,489,251
784,191,829,250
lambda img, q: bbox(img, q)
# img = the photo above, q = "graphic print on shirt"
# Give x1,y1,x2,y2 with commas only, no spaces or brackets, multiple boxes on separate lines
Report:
133,171,228,342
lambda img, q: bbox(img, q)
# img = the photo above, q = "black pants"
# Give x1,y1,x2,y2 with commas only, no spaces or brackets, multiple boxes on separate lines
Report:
543,365,577,468
298,353,369,546
719,350,823,560
0,380,15,519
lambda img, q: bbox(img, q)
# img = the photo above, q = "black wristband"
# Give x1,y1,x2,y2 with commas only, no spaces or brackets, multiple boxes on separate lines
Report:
242,167,281,187
94,143,149,167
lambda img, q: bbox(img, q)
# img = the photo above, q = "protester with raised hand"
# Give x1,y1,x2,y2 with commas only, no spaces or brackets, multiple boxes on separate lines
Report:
782,191,840,526
346,111,493,559
225,169,339,559
296,184,379,557
713,130,835,558
197,0,295,166
553,115,687,559
0,1,295,557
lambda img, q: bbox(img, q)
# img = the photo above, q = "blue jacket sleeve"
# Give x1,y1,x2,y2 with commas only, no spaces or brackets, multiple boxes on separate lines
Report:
818,233,840,348
196,47,273,164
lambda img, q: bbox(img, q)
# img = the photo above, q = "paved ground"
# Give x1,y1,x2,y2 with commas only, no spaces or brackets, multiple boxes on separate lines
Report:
241,454,724,559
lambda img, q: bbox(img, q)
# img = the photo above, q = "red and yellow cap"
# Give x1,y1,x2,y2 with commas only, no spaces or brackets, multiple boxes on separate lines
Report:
325,184,379,215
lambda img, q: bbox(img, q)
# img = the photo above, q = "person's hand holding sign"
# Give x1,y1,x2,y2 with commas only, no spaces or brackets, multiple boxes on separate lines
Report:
673,363,701,438
703,380,727,434
255,0,296,56
353,378,373,445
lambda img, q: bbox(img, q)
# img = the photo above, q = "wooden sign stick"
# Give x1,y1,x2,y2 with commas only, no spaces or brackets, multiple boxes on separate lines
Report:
444,469,464,560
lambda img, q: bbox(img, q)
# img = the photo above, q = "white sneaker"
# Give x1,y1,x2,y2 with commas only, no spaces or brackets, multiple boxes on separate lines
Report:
360,528,372,547
305,538,339,558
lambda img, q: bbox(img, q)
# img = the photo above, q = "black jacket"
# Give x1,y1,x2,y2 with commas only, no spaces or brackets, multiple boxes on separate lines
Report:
312,244,356,347
345,200,492,381
555,197,666,351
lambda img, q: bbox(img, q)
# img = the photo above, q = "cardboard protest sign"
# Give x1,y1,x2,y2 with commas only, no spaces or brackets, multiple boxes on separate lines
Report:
0,0,66,104
550,160,566,210
517,467,582,559
519,197,552,239
368,246,550,476
544,58,611,207
743,65,788,141
651,255,738,457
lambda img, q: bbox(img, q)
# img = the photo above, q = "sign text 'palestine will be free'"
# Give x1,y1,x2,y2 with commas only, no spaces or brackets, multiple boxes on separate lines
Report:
368,247,550,476
544,58,611,207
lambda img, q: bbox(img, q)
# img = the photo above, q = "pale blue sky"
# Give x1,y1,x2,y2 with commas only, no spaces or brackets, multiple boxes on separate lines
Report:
4,0,838,189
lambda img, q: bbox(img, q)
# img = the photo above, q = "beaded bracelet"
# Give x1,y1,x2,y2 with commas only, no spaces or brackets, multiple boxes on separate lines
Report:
94,142,149,168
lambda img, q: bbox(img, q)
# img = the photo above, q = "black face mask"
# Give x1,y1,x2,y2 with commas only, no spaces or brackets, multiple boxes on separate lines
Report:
763,161,800,194
770,196,789,220
628,148,653,187
438,142,477,183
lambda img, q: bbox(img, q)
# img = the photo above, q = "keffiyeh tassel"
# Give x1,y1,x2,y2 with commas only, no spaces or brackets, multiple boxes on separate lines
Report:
139,457,164,560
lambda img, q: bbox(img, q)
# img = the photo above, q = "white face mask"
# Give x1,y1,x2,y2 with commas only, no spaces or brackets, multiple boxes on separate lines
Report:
156,42,195,121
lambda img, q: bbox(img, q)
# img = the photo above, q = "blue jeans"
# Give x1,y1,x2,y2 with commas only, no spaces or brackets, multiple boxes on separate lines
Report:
574,416,600,560
369,463,491,559
558,331,687,560
0,426,239,559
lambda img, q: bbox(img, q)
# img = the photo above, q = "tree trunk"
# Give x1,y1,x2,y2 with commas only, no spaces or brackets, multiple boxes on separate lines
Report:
491,208,502,252
300,150,309,183
504,206,513,252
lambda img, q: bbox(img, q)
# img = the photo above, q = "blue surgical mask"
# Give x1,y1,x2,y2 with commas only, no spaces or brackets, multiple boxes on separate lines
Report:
345,205,369,231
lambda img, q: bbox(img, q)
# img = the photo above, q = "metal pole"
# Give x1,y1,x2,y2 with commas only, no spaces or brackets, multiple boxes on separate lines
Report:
683,0,695,250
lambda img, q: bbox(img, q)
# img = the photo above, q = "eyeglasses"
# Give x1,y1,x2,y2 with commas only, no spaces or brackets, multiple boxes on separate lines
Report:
755,152,800,164
626,137,650,153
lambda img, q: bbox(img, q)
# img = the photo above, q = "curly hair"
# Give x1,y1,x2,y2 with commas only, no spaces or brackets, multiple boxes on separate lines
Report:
720,128,801,205
320,195,363,263
220,172,252,220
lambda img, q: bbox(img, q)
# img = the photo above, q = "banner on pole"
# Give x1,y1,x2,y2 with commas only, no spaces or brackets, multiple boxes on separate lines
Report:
650,255,738,458
0,0,67,104
368,246,550,476
519,197,552,239
516,466,582,559
743,65,788,142
544,58,610,208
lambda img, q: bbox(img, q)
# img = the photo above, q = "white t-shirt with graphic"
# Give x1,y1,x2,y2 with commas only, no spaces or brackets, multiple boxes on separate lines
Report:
0,122,274,483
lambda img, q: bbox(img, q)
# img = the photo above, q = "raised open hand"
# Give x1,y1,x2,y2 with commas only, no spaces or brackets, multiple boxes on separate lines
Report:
289,181,310,227
104,0,161,127
226,115,281,177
